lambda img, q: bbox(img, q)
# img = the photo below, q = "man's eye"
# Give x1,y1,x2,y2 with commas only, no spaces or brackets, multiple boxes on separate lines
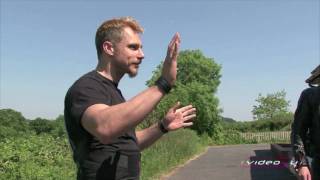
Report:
128,44,140,50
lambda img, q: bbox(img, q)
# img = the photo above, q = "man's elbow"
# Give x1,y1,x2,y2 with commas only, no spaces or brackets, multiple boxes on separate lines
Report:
96,127,114,144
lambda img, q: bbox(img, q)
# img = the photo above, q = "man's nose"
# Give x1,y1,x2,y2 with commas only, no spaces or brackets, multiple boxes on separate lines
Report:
138,49,144,60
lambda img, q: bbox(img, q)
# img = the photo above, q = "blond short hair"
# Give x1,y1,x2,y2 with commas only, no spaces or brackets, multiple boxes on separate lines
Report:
95,17,144,58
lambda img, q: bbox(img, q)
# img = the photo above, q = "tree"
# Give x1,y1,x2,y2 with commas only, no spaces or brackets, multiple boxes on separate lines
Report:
51,115,67,137
144,49,222,136
29,118,54,135
252,90,290,120
0,109,30,139
28,115,67,137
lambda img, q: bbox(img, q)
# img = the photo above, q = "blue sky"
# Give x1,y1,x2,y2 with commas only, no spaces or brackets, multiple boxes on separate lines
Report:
1,0,319,121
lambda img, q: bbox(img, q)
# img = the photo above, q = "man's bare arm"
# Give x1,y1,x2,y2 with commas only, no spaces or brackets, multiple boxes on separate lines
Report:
136,123,163,150
82,85,164,144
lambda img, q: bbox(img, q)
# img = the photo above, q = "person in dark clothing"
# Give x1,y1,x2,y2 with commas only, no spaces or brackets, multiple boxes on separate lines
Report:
291,65,320,180
64,17,196,180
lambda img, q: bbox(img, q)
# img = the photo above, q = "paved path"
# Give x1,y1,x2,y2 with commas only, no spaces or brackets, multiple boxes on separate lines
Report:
164,144,297,180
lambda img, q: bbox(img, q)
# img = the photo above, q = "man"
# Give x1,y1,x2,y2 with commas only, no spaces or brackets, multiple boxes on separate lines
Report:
64,17,196,180
291,65,320,180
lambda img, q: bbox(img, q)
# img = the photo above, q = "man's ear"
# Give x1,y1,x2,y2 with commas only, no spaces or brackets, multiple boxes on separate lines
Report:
102,41,114,56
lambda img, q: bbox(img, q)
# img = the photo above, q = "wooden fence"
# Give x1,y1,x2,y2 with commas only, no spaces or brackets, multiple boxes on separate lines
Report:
239,131,291,143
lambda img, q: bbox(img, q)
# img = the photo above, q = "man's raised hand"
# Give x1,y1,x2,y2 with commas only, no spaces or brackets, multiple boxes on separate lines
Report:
162,33,181,86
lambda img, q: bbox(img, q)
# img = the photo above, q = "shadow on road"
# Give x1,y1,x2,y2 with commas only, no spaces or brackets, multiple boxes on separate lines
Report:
249,149,296,180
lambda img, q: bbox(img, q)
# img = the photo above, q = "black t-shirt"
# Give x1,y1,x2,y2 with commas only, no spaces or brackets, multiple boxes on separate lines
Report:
64,70,140,178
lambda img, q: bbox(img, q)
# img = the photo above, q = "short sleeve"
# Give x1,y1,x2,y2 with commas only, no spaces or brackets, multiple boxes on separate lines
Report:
67,78,111,124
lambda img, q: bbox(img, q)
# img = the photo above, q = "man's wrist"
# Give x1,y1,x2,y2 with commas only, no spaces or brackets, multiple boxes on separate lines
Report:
155,76,172,94
295,158,309,170
158,120,169,134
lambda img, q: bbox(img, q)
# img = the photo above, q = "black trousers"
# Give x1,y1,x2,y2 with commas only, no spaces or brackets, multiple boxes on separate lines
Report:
78,151,140,180
311,156,320,180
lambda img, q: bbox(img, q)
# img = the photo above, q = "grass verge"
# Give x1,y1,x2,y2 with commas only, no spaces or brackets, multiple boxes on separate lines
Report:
140,129,210,180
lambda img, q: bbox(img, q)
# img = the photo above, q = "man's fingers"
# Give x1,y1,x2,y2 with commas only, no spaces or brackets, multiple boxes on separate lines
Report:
183,108,196,116
167,33,180,59
183,122,193,127
168,33,178,48
169,43,176,58
173,32,180,43
307,173,311,180
184,114,196,122
167,33,178,52
177,105,193,113
299,172,311,180
172,41,180,60
173,33,180,53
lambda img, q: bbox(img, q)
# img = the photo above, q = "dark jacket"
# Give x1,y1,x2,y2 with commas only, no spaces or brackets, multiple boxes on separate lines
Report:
291,86,320,167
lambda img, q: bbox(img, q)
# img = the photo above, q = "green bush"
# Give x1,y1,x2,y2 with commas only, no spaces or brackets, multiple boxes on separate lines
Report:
0,129,210,180
0,109,209,180
0,109,30,139
29,118,55,135
28,115,66,138
221,112,293,133
0,135,76,179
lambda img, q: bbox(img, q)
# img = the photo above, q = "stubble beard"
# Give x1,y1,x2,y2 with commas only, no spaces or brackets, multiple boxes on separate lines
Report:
128,68,138,78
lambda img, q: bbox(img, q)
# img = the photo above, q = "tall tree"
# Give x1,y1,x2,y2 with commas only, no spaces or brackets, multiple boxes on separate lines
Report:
144,49,222,136
252,90,290,120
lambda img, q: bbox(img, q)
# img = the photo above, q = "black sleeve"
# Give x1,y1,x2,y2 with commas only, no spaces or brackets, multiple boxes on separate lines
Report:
291,88,312,167
68,79,111,125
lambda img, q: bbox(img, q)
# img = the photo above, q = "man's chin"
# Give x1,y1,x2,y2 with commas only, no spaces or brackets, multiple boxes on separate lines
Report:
128,71,138,78
127,66,139,78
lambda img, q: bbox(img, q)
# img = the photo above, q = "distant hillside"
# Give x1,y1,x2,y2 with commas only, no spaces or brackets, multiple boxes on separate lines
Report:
221,117,237,123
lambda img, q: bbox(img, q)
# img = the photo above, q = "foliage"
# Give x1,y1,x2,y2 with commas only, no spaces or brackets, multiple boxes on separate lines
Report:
252,90,290,120
0,108,66,139
28,115,66,137
222,112,294,132
141,129,210,180
221,116,236,123
0,109,212,179
0,109,31,139
29,118,55,135
143,49,222,137
0,109,73,179
50,115,67,138
146,50,221,92
212,129,255,145
0,134,76,179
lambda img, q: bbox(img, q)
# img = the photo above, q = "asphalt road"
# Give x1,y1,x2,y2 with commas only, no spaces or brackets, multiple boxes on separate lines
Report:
163,144,297,180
